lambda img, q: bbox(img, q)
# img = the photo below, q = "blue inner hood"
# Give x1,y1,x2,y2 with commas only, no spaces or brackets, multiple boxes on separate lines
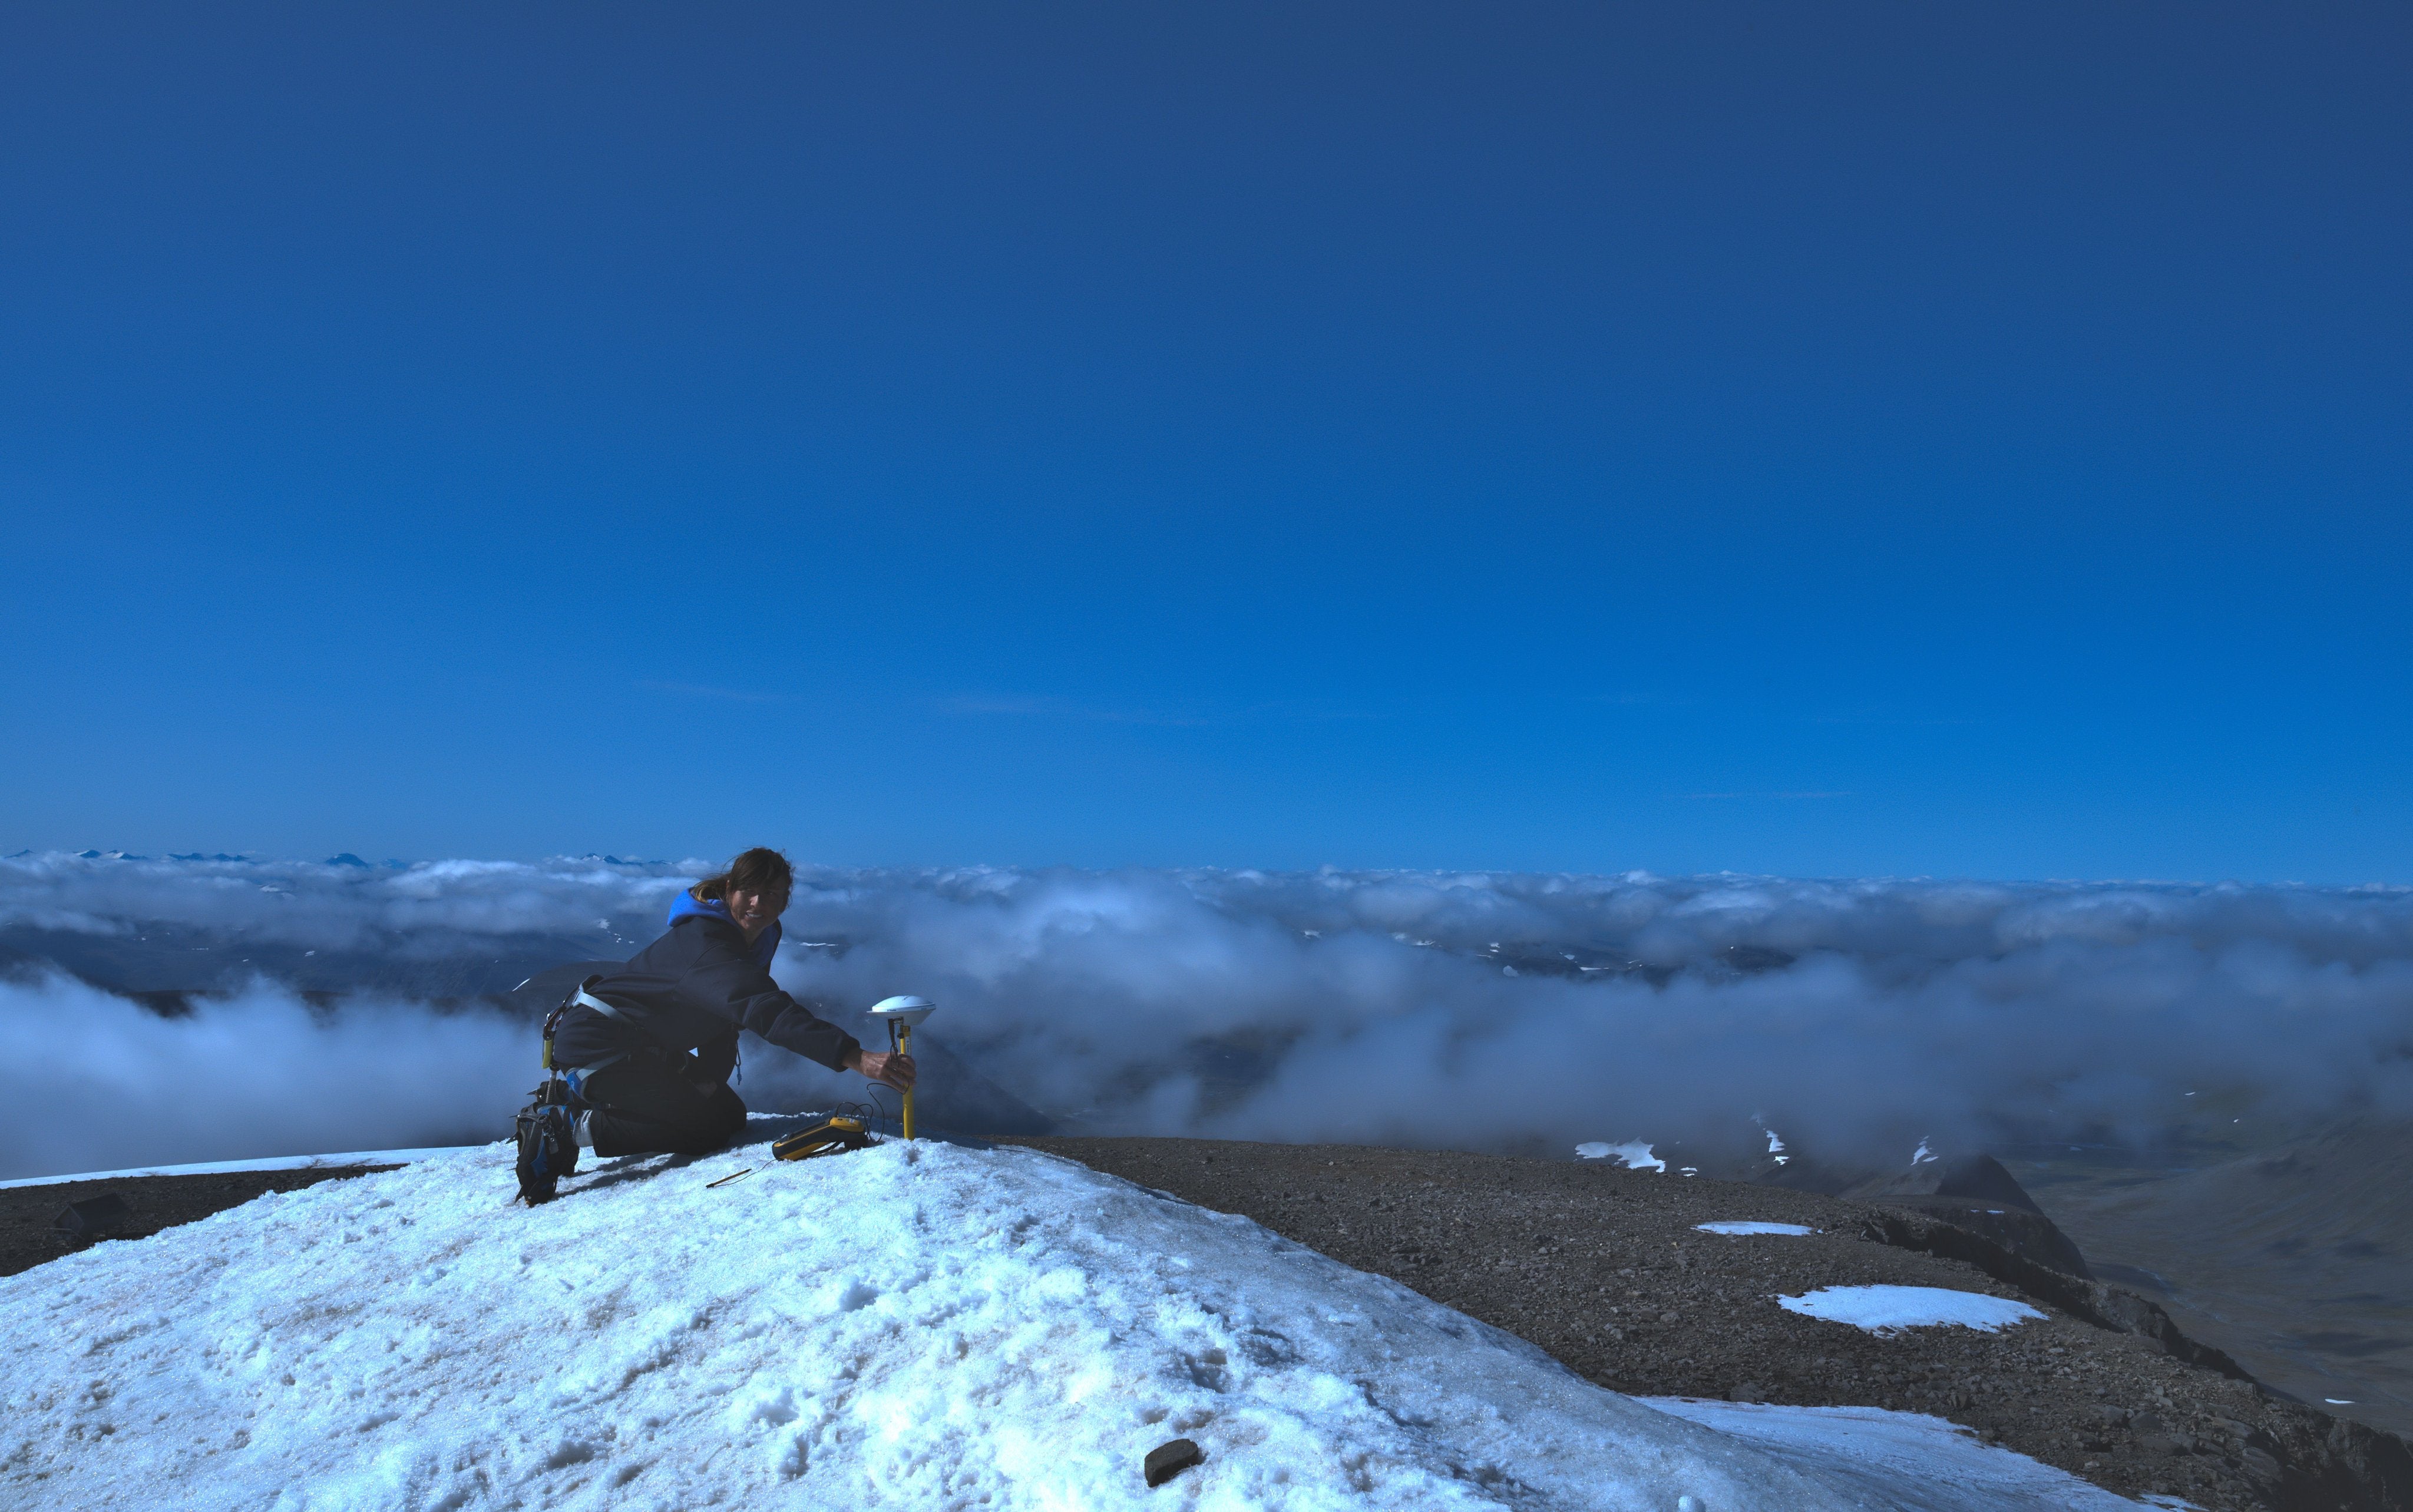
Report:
668,889,782,970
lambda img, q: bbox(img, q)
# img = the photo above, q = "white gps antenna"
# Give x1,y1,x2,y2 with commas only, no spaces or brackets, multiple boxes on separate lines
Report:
868,995,935,1139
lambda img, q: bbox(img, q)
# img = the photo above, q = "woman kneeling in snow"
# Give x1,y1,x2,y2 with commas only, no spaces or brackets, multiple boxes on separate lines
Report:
548,847,914,1157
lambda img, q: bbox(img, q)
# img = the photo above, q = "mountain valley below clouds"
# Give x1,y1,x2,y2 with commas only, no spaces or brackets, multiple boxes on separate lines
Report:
5,852,2411,1508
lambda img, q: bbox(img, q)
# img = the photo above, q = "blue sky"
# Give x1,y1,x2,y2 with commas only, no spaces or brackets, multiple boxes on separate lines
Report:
3,4,2407,881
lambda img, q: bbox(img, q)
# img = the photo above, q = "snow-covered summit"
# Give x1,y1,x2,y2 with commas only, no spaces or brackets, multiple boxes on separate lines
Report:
2,1124,2145,1510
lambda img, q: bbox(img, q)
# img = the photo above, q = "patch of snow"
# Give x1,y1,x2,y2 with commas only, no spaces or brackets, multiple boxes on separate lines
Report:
1910,1139,1939,1166
0,1129,2141,1510
1696,1221,1817,1236
0,1147,473,1190
1576,1140,1665,1171
1780,1285,2046,1336
1645,1399,2147,1510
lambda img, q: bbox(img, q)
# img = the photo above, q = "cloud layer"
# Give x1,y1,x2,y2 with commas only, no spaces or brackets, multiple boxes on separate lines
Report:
764,865,2413,1161
0,851,690,952
7,853,2413,1176
0,974,528,1179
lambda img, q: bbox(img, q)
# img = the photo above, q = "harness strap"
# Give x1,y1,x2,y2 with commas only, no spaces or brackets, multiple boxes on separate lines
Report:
563,981,639,1091
562,1056,627,1098
559,978,714,1092
545,977,633,1088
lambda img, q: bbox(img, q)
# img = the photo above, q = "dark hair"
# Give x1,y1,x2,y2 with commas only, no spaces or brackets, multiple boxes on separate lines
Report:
692,846,793,903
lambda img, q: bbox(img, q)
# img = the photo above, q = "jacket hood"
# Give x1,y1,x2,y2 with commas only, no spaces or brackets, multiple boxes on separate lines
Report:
668,889,782,970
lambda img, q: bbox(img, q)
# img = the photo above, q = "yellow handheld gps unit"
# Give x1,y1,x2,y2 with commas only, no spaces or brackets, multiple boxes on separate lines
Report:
773,1114,872,1161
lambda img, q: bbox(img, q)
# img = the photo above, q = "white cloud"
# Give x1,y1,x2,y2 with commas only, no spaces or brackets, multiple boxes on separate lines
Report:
0,972,529,1179
9,853,2413,1176
0,852,697,951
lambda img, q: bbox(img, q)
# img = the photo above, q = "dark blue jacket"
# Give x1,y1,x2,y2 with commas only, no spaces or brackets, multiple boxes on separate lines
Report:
551,895,860,1084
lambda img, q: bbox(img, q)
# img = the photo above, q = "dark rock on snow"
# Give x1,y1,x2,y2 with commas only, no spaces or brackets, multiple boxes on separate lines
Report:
1143,1437,1204,1487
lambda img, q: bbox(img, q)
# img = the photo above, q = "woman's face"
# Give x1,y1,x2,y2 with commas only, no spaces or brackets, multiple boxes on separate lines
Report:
726,882,789,942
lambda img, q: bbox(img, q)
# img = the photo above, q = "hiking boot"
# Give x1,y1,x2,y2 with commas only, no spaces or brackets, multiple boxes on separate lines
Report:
514,1101,579,1205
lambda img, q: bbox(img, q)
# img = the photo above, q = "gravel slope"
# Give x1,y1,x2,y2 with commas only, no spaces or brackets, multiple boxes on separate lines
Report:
1006,1136,2413,1512
1,1167,395,1278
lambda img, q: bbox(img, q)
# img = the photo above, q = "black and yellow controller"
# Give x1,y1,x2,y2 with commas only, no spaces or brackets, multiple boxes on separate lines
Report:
772,1114,872,1161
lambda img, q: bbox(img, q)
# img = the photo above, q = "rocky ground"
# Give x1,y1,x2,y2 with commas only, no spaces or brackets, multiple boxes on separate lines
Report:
0,1167,396,1279
9,1139,2411,1510
1004,1136,2413,1512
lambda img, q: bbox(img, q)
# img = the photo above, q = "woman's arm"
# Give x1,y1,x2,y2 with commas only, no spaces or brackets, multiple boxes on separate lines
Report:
677,932,864,1071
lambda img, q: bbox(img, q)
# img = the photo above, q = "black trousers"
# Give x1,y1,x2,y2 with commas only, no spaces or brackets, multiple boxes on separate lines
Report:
581,1060,748,1158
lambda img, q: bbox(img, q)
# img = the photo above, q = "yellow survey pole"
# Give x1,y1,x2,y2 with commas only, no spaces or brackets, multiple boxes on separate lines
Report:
868,995,935,1143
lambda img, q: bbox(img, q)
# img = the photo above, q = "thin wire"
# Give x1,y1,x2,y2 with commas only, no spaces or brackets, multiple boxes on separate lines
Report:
820,1093,893,1128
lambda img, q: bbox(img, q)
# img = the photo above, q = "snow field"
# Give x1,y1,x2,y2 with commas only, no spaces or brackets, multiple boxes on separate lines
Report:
1779,1285,2047,1335
1574,1141,1665,1171
1693,1222,1817,1237
1644,1401,2144,1512
1,1126,2137,1510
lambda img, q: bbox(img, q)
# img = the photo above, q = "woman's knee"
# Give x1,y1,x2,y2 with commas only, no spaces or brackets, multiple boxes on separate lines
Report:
712,1086,747,1138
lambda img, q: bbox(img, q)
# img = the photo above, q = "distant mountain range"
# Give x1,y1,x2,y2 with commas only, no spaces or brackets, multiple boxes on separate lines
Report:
0,922,636,1000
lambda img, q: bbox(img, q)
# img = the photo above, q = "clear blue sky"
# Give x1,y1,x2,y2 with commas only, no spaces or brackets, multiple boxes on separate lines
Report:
3,4,2407,881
